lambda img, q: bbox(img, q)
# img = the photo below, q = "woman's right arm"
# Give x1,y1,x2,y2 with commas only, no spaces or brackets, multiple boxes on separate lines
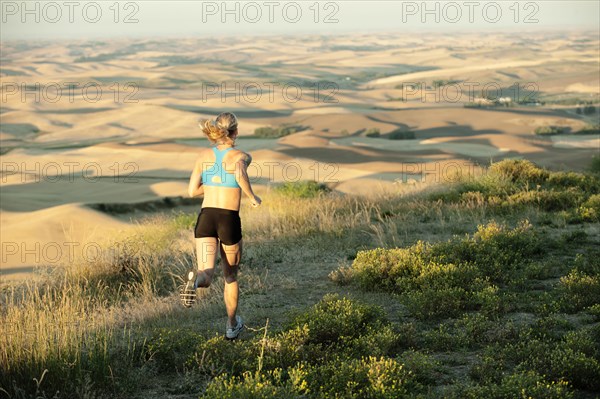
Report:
188,158,204,198
235,153,261,207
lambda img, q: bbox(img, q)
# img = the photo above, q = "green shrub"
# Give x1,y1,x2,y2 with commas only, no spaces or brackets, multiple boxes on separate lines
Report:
577,194,600,221
460,174,517,198
403,287,470,319
473,288,506,318
558,269,600,313
572,251,600,275
447,370,573,399
397,350,441,386
531,345,600,391
145,328,203,372
592,155,600,173
202,369,300,399
186,335,256,377
501,323,600,391
254,126,279,137
507,189,582,212
439,160,599,219
299,356,422,398
423,319,470,351
583,105,597,115
534,126,565,135
365,128,381,137
349,243,427,291
273,180,330,198
546,171,600,193
576,123,600,134
254,124,306,138
198,295,435,398
388,130,416,140
423,313,497,351
171,211,197,229
469,347,507,384
587,304,600,320
340,221,541,319
432,79,460,88
256,325,321,371
488,159,549,185
289,294,387,347
430,220,542,283
563,328,600,361
345,325,404,358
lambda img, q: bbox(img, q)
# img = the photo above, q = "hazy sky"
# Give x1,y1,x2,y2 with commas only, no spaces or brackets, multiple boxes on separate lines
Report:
1,1,598,40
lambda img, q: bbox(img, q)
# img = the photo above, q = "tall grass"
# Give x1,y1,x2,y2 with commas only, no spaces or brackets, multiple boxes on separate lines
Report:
0,217,193,397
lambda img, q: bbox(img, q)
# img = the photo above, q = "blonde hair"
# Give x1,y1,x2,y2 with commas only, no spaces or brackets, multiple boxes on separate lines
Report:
200,112,238,146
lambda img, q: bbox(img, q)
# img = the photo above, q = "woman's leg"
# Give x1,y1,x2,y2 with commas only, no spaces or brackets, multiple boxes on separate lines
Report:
220,239,242,327
195,237,218,289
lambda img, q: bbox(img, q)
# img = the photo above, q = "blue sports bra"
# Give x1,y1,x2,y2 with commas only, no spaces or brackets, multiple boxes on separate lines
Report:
201,147,240,188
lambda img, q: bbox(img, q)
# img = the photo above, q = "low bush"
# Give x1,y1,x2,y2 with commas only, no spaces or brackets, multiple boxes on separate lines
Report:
403,286,471,319
558,269,600,313
502,324,600,391
488,159,549,185
432,79,461,88
388,129,416,140
299,356,422,398
534,126,565,135
365,128,381,137
145,328,203,372
576,123,600,134
202,369,300,399
273,180,330,198
507,188,582,211
447,370,573,399
422,313,498,351
289,294,387,347
194,294,436,398
202,355,428,399
546,171,600,193
336,221,542,319
254,124,306,138
430,160,600,222
592,155,600,173
577,193,600,221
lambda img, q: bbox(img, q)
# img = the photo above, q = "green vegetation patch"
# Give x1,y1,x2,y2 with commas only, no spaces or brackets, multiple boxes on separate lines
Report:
149,294,439,398
534,126,566,135
429,159,600,222
364,128,381,138
576,123,600,134
273,180,331,199
254,124,307,138
388,129,416,140
334,221,541,319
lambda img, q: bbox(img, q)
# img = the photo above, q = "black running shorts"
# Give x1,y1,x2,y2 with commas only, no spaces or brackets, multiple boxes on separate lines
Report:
194,207,242,245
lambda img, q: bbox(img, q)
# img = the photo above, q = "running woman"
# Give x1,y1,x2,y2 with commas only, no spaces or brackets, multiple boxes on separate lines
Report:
181,112,261,340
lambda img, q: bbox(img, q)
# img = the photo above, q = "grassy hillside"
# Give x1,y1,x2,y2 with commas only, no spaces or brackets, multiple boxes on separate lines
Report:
1,160,599,399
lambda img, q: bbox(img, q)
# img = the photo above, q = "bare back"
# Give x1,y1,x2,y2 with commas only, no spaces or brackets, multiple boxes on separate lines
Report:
198,145,245,211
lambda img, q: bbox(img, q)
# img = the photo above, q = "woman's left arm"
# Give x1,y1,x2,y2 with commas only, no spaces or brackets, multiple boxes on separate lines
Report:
188,158,204,198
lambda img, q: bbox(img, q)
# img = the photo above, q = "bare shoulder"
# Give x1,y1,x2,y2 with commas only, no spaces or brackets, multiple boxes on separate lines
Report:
194,148,214,166
231,148,252,164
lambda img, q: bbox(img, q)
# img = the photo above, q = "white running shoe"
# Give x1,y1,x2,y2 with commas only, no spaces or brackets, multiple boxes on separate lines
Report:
225,315,244,340
180,270,197,308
